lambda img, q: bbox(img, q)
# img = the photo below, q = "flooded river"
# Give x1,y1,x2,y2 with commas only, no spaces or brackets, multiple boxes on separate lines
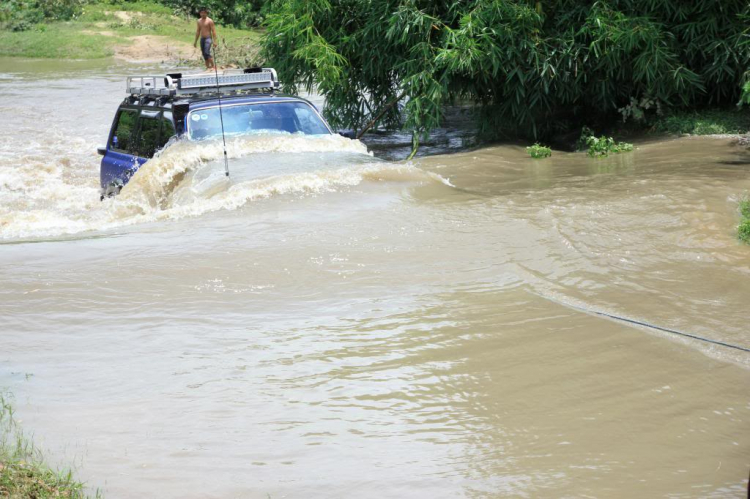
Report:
1,58,749,498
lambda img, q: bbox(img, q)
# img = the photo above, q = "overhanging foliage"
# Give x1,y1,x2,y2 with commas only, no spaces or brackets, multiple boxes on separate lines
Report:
160,0,269,28
262,0,750,145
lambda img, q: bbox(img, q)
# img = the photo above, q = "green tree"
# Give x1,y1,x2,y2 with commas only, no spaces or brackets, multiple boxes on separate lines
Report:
161,0,270,28
0,0,83,31
262,0,749,155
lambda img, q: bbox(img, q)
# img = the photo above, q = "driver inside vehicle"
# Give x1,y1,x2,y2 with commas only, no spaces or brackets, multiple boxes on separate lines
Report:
248,107,296,133
187,102,329,140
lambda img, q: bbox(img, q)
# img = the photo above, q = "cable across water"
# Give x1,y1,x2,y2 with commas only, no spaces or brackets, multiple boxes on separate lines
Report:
566,303,750,353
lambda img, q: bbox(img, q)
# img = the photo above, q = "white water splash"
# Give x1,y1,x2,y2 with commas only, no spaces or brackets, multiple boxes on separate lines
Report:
0,133,448,240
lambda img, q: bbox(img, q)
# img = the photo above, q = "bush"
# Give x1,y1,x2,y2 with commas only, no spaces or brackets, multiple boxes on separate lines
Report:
527,143,552,159
36,0,83,21
651,109,750,135
740,200,750,219
0,1,43,32
160,0,269,28
739,222,750,244
741,81,750,107
0,0,82,31
739,200,750,244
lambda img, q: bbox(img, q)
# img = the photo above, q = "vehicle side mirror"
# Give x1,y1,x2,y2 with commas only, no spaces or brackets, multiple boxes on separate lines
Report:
112,136,119,148
97,146,107,156
338,130,355,139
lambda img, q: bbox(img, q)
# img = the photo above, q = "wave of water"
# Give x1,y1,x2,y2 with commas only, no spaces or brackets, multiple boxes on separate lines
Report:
0,133,448,240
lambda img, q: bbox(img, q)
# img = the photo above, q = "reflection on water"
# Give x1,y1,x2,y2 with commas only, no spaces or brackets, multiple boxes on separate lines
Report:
0,58,749,498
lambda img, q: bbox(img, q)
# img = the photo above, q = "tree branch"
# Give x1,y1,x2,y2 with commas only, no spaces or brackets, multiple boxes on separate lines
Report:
355,90,407,139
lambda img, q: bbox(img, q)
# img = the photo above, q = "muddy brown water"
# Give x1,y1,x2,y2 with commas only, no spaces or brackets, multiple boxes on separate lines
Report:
1,58,749,498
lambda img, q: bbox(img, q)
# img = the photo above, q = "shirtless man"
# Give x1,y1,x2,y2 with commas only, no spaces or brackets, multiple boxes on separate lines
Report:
193,8,217,70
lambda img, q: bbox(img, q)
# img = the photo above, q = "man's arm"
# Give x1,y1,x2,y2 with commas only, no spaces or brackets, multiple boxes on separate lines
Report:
211,20,217,42
193,22,200,47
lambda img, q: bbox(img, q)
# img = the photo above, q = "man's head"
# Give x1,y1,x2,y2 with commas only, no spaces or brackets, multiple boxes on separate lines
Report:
198,8,208,18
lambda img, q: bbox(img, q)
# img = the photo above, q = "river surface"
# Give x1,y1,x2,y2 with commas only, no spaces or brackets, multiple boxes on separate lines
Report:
1,58,749,498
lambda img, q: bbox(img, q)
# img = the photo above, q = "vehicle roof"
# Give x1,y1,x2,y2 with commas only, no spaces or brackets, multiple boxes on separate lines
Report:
120,93,319,111
185,94,317,111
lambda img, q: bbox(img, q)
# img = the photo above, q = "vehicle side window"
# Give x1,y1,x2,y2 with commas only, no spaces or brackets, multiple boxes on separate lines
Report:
111,110,137,153
137,118,161,158
293,106,329,135
159,112,176,150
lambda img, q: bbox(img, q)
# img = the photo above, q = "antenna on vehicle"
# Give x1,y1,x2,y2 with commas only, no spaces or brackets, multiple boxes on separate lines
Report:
212,46,230,177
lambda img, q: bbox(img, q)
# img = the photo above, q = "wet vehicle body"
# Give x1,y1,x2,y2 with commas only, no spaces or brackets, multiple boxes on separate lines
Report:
98,68,336,198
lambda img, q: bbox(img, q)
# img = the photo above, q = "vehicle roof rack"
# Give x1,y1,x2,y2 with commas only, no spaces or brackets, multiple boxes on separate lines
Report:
126,67,280,97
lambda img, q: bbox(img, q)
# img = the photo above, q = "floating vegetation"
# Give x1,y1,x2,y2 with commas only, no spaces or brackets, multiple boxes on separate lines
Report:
527,143,552,159
585,136,634,158
577,127,633,158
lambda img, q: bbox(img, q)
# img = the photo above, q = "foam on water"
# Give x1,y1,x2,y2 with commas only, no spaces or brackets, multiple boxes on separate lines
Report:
0,133,448,240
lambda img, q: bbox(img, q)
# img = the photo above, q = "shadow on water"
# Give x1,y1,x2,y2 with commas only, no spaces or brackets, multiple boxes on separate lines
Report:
360,106,479,161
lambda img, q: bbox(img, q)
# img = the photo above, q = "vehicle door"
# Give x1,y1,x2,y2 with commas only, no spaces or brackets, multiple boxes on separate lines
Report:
101,109,178,190
136,110,162,159
135,110,177,160
101,107,144,188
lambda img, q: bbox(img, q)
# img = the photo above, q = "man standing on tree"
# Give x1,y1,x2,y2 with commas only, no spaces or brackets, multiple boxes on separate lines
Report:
193,8,217,70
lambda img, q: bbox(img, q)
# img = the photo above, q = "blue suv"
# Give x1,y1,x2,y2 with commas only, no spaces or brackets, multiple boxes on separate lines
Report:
98,68,336,199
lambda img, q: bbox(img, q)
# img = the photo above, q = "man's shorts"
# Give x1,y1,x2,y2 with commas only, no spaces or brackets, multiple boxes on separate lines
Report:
200,37,212,60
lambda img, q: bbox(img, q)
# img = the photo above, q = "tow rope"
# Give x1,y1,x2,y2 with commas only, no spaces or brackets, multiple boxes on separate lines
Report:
566,303,750,353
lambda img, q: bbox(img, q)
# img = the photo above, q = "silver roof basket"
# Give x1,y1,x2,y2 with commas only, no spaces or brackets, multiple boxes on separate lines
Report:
126,68,280,97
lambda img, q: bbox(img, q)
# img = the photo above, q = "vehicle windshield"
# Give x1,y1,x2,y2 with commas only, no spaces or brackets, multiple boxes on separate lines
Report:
188,101,330,140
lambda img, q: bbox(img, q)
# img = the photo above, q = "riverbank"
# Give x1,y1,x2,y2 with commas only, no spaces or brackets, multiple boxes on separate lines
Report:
0,394,94,498
0,1,260,64
649,108,750,136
